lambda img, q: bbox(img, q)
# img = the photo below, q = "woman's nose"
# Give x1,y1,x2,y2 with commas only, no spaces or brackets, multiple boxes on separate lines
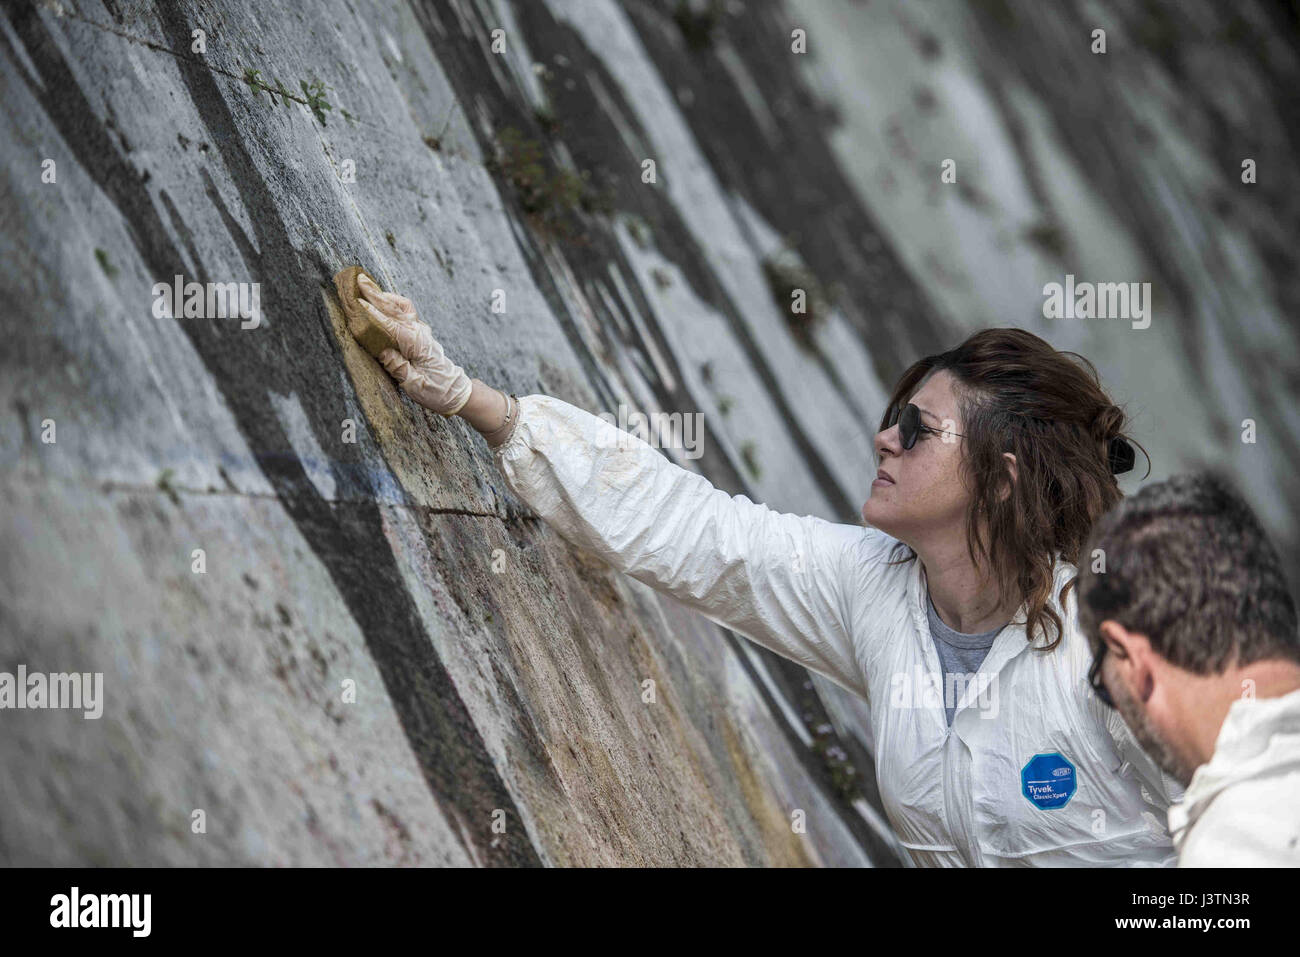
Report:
875,425,902,459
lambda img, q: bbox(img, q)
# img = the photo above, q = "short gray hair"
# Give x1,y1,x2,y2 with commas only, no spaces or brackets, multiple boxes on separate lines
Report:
1077,472,1299,674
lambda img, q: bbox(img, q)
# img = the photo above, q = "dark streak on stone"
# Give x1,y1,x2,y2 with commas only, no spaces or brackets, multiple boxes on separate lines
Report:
5,0,539,866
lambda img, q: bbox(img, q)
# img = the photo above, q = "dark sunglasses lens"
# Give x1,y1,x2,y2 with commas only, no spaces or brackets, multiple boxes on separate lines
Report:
1089,650,1115,708
1095,679,1114,708
899,403,920,449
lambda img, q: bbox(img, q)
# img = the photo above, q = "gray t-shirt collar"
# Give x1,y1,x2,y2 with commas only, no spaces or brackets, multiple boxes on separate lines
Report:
926,592,1007,650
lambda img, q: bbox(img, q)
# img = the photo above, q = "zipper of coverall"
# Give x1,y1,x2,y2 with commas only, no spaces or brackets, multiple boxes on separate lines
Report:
916,565,976,866
942,654,995,868
943,719,979,866
946,625,1029,868
923,567,1042,866
920,623,978,866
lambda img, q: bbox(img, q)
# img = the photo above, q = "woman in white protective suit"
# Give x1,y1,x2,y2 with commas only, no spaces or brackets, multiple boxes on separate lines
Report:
350,273,1181,867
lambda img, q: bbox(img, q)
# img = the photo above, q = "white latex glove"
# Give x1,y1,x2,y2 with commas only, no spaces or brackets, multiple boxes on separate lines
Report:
356,274,472,416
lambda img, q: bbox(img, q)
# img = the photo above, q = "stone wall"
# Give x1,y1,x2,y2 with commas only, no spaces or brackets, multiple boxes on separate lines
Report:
1,0,1294,865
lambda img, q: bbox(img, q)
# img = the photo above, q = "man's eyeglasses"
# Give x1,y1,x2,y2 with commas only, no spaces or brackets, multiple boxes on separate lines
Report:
1088,641,1115,709
884,402,966,450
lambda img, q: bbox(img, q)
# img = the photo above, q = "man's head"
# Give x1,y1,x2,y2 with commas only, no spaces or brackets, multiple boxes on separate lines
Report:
1077,472,1300,785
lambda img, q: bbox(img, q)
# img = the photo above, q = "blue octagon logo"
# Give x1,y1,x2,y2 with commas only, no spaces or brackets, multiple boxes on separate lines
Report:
1020,752,1076,810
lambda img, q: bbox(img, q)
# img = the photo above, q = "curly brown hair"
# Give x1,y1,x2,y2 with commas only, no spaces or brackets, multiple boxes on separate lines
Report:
881,328,1147,650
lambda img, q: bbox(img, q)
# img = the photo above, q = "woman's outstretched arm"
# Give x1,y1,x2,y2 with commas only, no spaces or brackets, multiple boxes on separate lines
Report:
351,276,875,698
489,394,872,697
459,379,522,448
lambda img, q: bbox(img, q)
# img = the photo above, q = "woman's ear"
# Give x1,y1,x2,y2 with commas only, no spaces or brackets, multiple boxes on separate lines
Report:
999,452,1018,502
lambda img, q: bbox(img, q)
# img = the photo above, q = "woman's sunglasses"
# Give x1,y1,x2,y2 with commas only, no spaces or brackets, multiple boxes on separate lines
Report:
884,402,965,450
882,401,1137,474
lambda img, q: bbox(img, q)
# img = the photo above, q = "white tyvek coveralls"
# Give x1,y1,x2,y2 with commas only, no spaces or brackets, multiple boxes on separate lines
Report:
1168,688,1300,866
495,394,1181,866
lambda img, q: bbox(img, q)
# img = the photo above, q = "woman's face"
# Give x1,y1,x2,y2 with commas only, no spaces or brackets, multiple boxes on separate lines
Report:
862,369,971,545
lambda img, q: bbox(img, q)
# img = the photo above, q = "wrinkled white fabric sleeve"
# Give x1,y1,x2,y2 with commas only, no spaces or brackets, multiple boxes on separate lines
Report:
493,394,870,697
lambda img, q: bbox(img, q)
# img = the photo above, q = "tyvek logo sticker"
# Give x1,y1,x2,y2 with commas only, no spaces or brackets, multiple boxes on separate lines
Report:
1020,752,1076,809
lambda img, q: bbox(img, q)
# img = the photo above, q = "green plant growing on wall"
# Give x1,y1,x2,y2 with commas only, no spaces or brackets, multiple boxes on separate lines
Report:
243,68,332,126
268,77,292,107
486,126,616,237
243,67,266,97
300,79,333,125
94,247,117,279
492,129,540,199
244,70,290,108
763,249,830,347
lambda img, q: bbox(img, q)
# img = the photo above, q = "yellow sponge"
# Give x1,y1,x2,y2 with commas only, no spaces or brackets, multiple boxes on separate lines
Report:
334,265,399,358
